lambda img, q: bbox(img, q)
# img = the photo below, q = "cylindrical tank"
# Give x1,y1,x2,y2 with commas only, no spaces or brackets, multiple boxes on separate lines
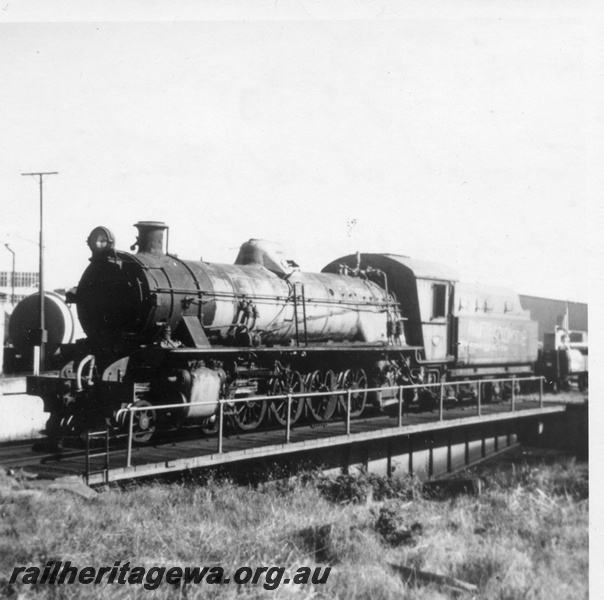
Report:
76,223,397,347
8,292,83,356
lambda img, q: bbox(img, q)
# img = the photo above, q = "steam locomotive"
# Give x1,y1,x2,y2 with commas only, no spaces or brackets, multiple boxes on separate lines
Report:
27,221,538,443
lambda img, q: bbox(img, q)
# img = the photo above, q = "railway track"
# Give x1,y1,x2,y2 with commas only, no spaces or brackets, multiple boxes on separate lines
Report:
0,441,93,470
0,407,388,470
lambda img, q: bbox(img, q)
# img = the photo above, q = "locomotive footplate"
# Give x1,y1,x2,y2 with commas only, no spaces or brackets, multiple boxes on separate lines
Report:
164,343,423,355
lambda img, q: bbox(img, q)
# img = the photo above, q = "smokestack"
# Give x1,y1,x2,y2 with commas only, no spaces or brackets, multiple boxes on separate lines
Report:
131,221,168,255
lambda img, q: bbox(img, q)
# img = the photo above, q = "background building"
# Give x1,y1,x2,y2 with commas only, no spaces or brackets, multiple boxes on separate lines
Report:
519,295,588,339
0,240,40,312
0,270,39,308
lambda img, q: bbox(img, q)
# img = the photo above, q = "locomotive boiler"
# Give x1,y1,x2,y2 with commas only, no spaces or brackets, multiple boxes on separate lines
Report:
27,221,539,444
77,222,401,350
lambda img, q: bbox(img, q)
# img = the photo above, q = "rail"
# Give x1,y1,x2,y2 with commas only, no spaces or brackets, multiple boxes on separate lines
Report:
110,375,545,469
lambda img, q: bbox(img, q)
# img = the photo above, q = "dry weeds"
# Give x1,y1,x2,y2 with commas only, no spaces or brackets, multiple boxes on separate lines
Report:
0,449,588,599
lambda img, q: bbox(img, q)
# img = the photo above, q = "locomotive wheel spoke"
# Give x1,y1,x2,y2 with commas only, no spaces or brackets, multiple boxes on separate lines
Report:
341,368,368,418
306,370,338,422
482,382,499,403
270,371,305,426
501,380,520,400
464,383,479,404
232,398,267,431
201,417,219,435
57,413,86,445
60,415,78,436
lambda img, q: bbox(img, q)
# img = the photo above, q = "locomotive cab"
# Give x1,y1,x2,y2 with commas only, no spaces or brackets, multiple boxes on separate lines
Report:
323,254,458,363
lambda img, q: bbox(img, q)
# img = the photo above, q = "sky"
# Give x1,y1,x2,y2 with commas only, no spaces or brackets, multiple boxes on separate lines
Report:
0,1,600,304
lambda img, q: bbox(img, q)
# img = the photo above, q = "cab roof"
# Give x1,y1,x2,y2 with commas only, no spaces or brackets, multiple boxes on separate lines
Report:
373,254,460,282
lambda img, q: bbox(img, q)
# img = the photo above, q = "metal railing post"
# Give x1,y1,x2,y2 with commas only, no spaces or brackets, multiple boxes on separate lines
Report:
477,381,482,416
218,400,224,454
511,377,516,412
539,377,544,408
126,410,133,468
286,394,292,443
439,382,444,421
85,429,90,485
398,386,403,427
346,390,351,435
105,427,110,482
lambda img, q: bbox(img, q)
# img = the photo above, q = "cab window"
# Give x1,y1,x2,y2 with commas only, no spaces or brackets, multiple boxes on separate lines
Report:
432,284,447,319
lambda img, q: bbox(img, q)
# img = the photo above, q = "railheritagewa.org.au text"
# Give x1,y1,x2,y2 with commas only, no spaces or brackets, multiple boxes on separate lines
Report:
9,561,331,591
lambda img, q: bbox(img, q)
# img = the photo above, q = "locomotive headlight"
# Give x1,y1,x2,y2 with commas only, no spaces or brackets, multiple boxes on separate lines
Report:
87,226,115,255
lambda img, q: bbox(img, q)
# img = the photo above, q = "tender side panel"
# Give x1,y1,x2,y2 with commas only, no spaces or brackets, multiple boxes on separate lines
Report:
453,282,538,367
455,316,538,366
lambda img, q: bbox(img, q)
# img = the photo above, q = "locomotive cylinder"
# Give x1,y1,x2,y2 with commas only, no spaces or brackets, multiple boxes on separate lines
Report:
162,366,221,420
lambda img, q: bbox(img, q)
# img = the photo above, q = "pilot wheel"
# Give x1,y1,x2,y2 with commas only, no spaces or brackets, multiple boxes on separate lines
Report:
122,400,157,444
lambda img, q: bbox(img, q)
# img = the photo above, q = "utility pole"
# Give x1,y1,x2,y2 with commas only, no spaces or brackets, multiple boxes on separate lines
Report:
21,171,58,373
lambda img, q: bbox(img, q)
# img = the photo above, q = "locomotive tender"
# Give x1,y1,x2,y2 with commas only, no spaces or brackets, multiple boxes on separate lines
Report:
27,221,538,443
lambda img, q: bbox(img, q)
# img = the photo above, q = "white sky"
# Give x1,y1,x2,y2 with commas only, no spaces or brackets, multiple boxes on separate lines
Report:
0,1,600,304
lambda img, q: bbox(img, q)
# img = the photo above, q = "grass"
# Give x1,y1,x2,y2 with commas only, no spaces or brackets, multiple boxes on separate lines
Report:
0,448,588,599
